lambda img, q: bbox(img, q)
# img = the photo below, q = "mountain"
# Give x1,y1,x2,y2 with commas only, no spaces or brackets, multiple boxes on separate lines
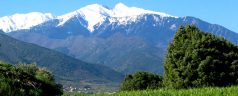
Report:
3,3,238,74
57,3,176,32
0,12,54,32
0,30,123,90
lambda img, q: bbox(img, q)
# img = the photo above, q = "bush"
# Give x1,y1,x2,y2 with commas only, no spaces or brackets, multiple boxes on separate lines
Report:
0,61,63,96
120,71,163,91
163,25,238,89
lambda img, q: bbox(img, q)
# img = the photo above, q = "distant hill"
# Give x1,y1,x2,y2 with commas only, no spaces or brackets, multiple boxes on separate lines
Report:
0,31,124,88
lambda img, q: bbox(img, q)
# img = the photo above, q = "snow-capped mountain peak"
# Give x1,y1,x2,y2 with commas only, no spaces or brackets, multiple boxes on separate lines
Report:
57,4,111,31
114,3,129,11
112,3,175,18
0,3,178,33
77,4,112,31
57,3,177,32
0,12,54,32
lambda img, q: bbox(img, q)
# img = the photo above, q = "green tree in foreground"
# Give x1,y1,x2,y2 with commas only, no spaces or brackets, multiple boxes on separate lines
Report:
120,71,163,91
163,25,238,89
0,61,63,96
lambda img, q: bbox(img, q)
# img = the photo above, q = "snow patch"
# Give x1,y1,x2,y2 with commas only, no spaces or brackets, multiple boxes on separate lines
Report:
170,24,177,30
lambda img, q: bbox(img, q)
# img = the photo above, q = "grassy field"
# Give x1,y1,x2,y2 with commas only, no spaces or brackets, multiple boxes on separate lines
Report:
63,86,238,96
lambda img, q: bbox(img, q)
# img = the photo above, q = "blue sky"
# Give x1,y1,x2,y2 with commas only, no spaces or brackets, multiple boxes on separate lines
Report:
0,0,237,32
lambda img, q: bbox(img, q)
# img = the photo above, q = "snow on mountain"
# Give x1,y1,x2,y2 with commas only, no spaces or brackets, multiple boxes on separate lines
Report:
57,3,177,32
111,3,174,18
0,3,177,33
0,12,54,32
57,4,111,32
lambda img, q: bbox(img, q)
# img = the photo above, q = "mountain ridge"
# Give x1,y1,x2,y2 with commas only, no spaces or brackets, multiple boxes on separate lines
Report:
0,3,177,33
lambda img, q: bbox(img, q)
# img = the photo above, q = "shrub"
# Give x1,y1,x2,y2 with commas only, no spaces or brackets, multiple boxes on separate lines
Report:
163,25,238,89
120,71,163,91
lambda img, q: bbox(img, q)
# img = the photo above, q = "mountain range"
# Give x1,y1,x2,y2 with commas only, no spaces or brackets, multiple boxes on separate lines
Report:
1,3,238,75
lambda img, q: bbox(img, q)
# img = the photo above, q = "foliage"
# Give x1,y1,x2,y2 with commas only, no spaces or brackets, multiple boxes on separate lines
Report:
163,25,238,89
120,71,163,91
0,61,63,96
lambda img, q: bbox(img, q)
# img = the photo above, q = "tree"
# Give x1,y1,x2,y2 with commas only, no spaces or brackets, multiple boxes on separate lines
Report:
120,71,163,91
163,25,238,89
0,61,63,96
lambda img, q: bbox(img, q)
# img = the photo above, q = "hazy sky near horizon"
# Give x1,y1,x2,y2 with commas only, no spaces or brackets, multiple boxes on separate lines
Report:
0,0,237,32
